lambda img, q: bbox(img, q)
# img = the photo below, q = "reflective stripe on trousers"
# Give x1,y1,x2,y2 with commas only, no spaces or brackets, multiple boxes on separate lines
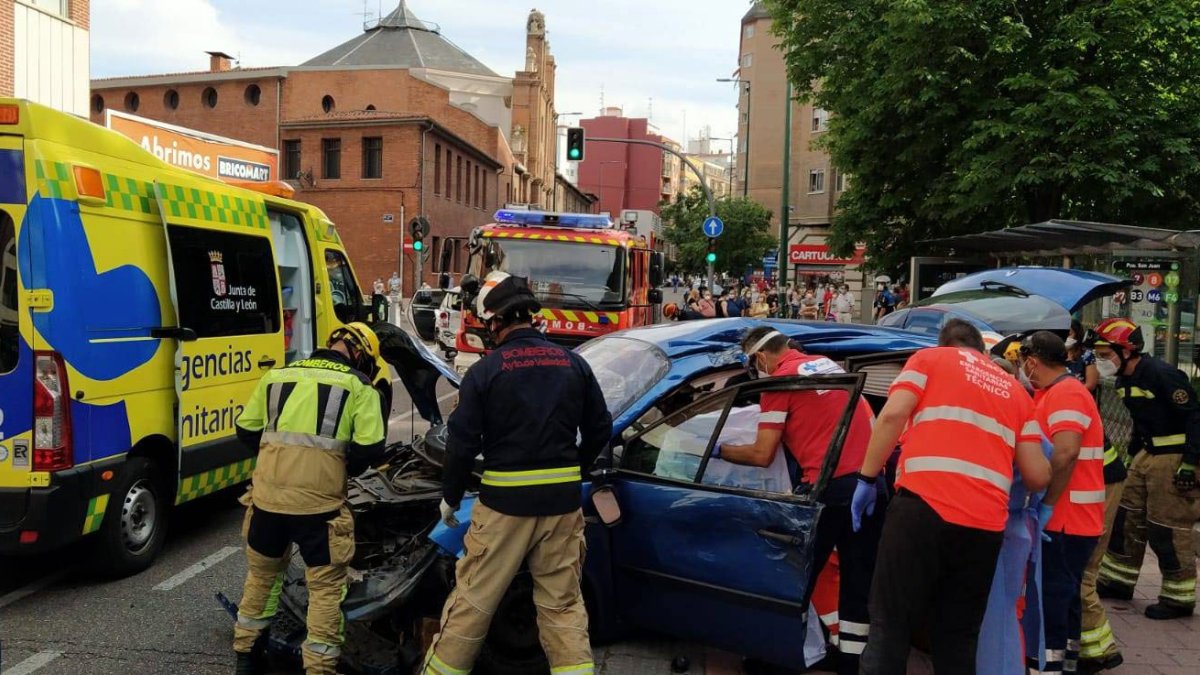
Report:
902,456,1013,492
480,466,582,487
1080,620,1117,660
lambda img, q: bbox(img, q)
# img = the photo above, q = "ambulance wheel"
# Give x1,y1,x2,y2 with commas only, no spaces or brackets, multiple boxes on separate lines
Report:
95,457,169,577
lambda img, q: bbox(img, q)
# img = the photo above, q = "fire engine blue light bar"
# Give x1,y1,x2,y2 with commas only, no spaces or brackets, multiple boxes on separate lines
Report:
493,209,613,229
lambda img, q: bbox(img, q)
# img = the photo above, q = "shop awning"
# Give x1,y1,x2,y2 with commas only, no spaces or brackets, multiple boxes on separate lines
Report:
923,220,1200,256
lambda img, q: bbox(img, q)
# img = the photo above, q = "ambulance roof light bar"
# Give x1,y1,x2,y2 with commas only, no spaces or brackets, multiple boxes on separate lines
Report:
493,209,613,229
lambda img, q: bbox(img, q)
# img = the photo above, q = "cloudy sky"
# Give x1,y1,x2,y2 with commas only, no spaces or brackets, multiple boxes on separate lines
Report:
91,0,752,145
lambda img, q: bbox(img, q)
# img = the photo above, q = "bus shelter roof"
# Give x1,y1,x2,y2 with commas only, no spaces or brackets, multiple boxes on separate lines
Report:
923,220,1200,256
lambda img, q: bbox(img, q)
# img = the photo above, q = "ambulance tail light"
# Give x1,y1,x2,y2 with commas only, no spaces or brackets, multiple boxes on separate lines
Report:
33,351,72,472
0,104,19,125
438,311,449,329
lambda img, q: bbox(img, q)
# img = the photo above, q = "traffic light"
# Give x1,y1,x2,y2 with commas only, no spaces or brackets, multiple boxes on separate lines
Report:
705,237,717,264
566,127,585,161
409,216,428,252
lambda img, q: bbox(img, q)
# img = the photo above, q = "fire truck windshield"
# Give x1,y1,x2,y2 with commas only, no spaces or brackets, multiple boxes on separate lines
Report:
489,239,625,307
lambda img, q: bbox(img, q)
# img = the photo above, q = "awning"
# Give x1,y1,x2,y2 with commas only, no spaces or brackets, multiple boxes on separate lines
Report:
922,220,1200,256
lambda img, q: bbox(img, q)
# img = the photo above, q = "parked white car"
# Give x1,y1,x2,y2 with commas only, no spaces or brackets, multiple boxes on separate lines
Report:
434,287,463,359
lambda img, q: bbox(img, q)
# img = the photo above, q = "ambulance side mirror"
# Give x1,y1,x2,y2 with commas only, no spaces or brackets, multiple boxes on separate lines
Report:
648,289,663,305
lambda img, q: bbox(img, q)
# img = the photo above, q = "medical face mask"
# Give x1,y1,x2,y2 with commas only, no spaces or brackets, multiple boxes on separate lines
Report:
1019,361,1034,389
1096,355,1119,379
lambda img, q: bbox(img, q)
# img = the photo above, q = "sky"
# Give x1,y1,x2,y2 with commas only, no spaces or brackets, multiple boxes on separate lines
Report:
91,0,751,146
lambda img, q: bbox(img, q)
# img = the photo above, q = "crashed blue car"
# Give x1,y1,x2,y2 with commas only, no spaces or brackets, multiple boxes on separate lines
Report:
264,318,935,674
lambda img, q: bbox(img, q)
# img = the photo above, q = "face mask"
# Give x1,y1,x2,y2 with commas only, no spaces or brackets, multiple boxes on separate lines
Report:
1096,356,1119,379
1064,337,1077,350
1020,361,1037,389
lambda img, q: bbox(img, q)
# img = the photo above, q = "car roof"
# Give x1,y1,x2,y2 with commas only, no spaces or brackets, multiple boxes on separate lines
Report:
607,318,936,359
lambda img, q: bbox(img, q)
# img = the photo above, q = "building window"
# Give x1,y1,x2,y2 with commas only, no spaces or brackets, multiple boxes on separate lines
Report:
164,89,179,110
836,172,850,192
245,84,261,106
124,91,139,112
445,148,453,197
322,138,341,179
456,156,463,202
482,170,488,208
466,160,473,206
283,140,301,180
365,104,376,111
740,53,753,68
744,24,755,39
362,137,383,179
812,108,829,133
91,94,104,114
202,87,218,109
28,0,66,17
475,167,482,207
808,169,825,194
434,144,442,195
322,95,335,113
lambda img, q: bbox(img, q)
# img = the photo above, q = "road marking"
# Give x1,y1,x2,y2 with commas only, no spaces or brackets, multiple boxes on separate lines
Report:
153,546,239,591
2,651,63,675
392,390,457,422
0,569,71,611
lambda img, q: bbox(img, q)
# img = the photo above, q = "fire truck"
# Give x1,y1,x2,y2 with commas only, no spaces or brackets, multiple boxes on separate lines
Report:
456,209,665,352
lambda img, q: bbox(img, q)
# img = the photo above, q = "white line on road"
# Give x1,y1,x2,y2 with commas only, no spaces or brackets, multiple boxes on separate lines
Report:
2,650,63,675
0,569,72,611
153,546,239,592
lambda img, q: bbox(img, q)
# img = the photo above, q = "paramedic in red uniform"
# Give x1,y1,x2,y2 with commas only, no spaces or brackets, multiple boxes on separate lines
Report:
720,326,882,674
853,319,1051,675
1020,331,1106,674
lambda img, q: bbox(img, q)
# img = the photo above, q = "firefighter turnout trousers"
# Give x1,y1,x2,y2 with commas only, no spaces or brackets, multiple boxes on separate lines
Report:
1100,452,1200,611
233,505,355,675
423,502,593,675
1079,481,1124,662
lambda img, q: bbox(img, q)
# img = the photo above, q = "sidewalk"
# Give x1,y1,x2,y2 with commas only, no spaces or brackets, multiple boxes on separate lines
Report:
696,550,1199,674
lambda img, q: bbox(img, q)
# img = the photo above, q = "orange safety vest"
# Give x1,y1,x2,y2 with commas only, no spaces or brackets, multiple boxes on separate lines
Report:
890,347,1041,532
1035,375,1106,537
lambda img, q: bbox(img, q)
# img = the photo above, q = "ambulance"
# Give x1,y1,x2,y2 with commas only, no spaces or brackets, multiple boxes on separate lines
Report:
0,100,378,574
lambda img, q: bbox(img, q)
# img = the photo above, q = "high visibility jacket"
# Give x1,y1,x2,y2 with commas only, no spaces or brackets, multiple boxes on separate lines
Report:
236,349,386,515
1034,375,1105,536
1117,355,1200,465
891,347,1042,532
444,328,613,517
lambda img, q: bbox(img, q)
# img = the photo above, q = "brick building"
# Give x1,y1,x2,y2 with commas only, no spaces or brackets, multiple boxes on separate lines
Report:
576,107,682,218
90,2,592,292
1,0,90,115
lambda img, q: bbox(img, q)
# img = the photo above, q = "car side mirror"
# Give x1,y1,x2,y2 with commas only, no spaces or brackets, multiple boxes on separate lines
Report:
589,484,622,527
648,288,663,304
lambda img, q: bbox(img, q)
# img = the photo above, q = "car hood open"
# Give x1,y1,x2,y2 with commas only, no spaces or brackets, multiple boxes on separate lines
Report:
931,267,1130,313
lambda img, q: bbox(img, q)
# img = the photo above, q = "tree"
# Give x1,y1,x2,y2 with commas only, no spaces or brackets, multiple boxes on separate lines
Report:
661,187,777,276
764,0,1200,274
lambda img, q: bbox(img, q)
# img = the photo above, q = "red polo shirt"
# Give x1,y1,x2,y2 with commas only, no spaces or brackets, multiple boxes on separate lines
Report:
758,350,874,484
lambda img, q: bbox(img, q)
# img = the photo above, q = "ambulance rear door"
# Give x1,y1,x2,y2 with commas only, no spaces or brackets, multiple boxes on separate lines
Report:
153,182,285,503
0,133,32,528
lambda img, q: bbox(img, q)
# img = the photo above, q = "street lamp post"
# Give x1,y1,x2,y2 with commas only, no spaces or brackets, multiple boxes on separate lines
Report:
779,80,792,303
708,136,735,198
717,78,751,197
552,111,584,210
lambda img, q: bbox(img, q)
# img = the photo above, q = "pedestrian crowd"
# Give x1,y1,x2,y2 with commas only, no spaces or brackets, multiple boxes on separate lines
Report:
718,316,1198,675
664,274,860,324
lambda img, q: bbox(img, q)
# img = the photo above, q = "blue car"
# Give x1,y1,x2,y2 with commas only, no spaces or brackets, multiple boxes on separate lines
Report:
265,318,935,673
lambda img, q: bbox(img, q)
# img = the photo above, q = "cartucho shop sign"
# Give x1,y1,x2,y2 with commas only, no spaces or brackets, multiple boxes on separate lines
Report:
788,243,867,266
105,110,278,183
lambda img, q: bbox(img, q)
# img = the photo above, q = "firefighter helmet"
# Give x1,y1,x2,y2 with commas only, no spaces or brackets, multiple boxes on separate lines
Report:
328,322,384,377
663,302,679,319
476,271,541,322
1086,318,1144,353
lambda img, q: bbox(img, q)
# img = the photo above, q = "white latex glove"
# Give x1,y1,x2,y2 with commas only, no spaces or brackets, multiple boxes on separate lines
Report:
439,499,460,528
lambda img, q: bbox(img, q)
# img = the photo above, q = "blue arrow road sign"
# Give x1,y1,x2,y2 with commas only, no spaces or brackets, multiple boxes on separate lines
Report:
702,216,725,238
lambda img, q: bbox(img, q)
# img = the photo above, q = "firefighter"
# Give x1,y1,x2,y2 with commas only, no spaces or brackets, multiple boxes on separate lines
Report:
231,323,388,675
1089,318,1200,620
424,272,613,675
1019,331,1106,674
854,319,1050,674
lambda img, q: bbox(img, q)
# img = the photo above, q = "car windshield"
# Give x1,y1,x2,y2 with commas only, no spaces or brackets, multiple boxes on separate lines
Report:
490,239,625,307
577,336,670,416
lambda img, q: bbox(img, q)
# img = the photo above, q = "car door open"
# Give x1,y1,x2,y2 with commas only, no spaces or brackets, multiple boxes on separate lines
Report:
601,372,866,668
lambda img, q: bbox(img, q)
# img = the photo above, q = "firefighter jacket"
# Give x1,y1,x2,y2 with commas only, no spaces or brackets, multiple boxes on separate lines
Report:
236,349,387,515
1117,355,1200,465
444,327,613,517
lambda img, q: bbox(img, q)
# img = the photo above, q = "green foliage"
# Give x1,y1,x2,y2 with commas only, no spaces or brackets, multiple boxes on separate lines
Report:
764,0,1200,275
661,187,778,275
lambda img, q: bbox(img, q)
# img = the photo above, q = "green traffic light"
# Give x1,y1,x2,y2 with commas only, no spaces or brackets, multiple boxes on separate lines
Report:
568,148,581,160
413,240,424,251
705,252,717,263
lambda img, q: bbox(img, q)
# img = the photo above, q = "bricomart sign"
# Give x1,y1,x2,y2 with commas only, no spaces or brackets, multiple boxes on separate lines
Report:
105,110,278,183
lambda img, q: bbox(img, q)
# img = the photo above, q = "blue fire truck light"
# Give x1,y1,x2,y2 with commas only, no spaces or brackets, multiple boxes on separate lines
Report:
493,210,613,229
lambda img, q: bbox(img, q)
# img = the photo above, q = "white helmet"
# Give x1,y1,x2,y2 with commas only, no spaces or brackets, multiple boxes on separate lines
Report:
476,271,509,321
475,271,541,322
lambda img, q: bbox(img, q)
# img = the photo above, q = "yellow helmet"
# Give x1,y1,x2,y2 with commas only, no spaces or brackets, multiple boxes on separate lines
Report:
328,322,385,377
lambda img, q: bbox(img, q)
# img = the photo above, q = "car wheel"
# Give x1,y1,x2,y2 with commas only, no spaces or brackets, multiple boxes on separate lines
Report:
94,457,169,577
476,572,550,675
